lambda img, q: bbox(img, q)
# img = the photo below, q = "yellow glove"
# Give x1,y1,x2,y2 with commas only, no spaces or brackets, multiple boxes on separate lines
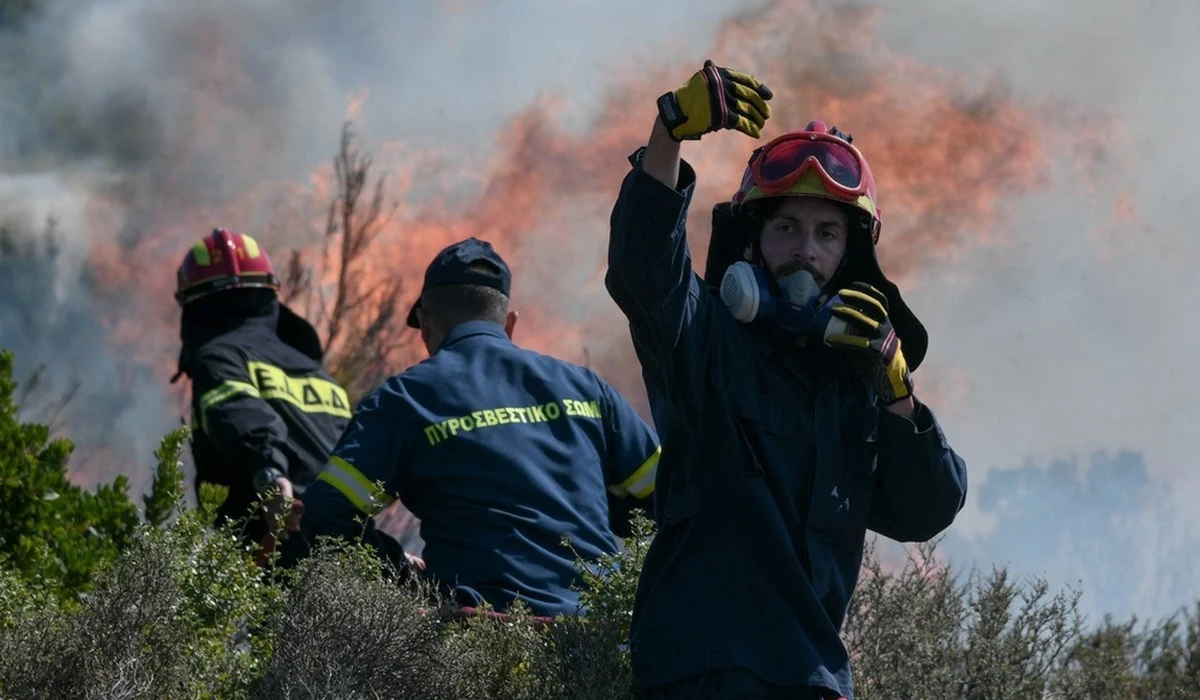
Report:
822,283,914,405
657,60,773,141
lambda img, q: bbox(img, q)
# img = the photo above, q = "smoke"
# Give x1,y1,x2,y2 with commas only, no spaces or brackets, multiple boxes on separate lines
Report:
0,0,1194,622
861,0,1200,621
371,0,1120,414
936,451,1197,624
0,0,735,492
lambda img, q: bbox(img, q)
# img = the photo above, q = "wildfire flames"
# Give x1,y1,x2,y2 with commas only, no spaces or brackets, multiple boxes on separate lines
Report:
16,0,1129,491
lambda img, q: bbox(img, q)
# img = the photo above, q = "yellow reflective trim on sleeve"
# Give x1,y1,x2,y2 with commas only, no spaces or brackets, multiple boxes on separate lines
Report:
317,455,395,515
197,380,261,434
610,446,659,499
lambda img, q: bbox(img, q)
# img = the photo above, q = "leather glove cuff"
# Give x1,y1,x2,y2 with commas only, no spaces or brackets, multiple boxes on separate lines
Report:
872,355,914,405
656,91,692,142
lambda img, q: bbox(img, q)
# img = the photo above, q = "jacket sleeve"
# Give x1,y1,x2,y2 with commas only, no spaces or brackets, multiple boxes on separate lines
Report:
598,379,660,536
190,346,290,483
867,398,968,542
291,380,412,570
604,149,715,400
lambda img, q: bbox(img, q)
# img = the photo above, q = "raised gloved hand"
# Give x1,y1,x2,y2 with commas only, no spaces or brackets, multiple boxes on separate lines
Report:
657,60,773,141
822,282,914,405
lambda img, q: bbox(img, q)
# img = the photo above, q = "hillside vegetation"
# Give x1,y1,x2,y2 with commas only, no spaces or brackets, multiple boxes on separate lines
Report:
0,348,1197,699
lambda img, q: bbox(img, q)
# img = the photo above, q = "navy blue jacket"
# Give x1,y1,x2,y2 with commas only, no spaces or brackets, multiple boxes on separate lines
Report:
296,321,660,617
604,150,968,698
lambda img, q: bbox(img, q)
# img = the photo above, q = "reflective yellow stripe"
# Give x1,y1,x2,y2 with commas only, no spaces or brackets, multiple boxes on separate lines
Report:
197,380,261,434
888,350,911,399
610,446,659,499
246,361,352,419
830,304,880,331
242,234,261,259
191,241,211,266
837,288,886,316
318,455,395,514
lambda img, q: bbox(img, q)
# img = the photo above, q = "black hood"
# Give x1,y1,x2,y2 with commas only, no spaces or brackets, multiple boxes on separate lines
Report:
173,289,326,383
703,201,929,371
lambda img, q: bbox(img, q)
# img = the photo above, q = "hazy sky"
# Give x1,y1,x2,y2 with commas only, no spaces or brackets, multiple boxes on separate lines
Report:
870,0,1200,622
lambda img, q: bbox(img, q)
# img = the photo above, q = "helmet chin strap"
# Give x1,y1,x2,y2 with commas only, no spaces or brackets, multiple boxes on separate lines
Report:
749,234,782,296
822,207,873,297
749,233,764,268
825,256,851,296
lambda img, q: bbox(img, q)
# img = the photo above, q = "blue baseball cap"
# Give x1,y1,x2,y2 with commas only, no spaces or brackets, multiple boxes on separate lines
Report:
406,237,512,329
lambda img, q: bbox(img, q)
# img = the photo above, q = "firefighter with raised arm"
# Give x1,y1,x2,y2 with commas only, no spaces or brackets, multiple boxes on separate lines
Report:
605,61,969,699
287,237,661,618
173,228,352,557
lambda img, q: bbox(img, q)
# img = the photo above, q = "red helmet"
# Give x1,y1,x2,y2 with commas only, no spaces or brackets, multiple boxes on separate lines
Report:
174,228,280,307
731,120,882,244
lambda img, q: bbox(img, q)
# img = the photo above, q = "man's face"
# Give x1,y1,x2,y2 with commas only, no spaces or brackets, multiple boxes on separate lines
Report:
756,197,849,287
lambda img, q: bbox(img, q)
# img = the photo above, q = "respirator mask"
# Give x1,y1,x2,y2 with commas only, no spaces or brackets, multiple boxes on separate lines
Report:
719,261,836,342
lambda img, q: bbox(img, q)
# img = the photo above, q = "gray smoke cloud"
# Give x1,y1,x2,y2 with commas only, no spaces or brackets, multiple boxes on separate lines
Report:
870,0,1200,622
0,0,1194,623
0,1,735,501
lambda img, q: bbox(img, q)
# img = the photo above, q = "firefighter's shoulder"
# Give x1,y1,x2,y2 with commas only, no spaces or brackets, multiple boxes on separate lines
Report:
511,343,613,400
187,335,252,378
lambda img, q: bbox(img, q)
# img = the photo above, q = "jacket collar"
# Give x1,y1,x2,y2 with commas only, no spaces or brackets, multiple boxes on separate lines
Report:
174,299,280,383
436,320,511,352
173,297,326,383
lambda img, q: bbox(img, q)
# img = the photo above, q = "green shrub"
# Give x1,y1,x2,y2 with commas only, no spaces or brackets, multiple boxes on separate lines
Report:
1049,604,1200,699
3,347,1200,698
0,515,276,699
256,540,454,699
844,538,1085,699
0,348,141,599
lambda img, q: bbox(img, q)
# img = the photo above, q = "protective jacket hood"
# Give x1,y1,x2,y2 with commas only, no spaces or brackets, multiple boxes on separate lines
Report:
174,289,325,383
703,201,929,371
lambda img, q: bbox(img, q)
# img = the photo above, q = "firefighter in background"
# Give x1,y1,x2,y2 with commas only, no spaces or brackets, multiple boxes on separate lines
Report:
286,237,660,618
605,62,968,699
172,228,352,553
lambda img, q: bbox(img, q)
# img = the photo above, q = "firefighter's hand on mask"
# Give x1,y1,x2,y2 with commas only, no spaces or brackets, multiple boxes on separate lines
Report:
656,60,773,141
822,282,914,405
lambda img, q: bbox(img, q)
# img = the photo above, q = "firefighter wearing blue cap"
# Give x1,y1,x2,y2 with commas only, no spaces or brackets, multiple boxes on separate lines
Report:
289,237,661,617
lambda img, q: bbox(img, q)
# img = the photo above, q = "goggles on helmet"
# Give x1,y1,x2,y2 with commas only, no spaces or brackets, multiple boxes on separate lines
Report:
747,129,869,198
730,121,881,243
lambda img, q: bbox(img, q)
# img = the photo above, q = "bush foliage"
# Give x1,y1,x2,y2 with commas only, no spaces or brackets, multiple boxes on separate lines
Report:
0,349,1198,699
0,349,141,600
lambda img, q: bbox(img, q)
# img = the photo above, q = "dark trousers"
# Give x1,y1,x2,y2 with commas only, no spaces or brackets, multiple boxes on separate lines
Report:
639,667,846,700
